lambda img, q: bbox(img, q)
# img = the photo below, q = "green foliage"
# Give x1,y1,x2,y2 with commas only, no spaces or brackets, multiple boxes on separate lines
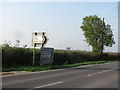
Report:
3,61,111,72
104,24,115,47
1,41,12,48
2,46,119,68
81,15,115,52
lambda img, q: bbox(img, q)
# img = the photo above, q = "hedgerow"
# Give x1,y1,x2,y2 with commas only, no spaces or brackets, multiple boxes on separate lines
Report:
2,47,119,67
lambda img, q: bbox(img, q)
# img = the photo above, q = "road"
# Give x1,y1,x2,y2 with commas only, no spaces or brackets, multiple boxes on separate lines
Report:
2,62,119,89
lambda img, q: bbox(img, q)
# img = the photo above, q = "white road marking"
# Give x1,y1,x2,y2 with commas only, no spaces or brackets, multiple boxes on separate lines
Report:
74,62,118,69
88,75,91,77
35,81,63,88
113,68,117,70
88,69,114,77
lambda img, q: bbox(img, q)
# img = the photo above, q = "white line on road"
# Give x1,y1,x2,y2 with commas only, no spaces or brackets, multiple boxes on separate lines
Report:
35,81,63,88
76,62,118,68
88,69,114,77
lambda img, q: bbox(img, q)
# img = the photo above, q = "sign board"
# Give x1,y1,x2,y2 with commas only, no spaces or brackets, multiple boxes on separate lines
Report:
31,32,49,66
40,48,54,65
32,32,49,47
33,36,44,44
32,32,44,46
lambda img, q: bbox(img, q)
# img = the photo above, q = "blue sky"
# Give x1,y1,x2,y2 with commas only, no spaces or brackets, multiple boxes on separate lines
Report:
0,2,118,52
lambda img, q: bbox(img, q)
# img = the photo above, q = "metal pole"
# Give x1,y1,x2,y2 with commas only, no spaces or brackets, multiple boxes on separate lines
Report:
33,44,35,66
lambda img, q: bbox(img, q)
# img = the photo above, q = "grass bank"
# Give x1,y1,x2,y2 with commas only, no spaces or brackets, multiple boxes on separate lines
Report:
2,60,118,72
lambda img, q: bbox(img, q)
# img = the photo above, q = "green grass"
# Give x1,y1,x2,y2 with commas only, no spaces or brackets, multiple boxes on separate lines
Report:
2,60,119,72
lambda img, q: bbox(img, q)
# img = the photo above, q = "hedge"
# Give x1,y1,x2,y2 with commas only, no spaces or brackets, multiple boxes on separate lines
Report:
2,47,119,67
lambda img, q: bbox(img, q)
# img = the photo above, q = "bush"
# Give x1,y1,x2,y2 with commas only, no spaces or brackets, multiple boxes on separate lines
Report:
2,47,119,67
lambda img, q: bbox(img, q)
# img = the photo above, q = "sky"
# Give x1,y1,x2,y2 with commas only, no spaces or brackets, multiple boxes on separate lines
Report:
0,1,119,52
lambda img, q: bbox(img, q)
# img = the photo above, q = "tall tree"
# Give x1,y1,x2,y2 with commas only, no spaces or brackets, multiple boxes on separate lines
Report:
81,15,115,52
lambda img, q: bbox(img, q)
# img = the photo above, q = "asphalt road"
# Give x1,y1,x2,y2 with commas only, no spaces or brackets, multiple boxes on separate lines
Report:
2,62,119,89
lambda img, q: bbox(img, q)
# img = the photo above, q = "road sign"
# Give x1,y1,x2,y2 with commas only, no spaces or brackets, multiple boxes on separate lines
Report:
32,32,49,66
40,48,54,65
33,35,44,44
32,32,49,47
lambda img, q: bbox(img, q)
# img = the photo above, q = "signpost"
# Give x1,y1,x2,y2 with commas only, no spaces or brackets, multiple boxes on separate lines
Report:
32,32,52,66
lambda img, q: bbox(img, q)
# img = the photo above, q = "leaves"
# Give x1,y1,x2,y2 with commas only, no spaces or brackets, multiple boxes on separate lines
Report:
81,15,115,52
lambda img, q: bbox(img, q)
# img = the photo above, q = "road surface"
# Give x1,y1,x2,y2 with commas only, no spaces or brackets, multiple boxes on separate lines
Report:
2,62,119,89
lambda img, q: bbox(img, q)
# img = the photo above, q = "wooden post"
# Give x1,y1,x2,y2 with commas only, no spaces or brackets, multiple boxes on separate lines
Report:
101,18,104,57
33,44,35,66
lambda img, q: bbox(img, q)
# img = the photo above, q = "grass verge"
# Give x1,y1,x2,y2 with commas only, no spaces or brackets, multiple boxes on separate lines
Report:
2,60,119,72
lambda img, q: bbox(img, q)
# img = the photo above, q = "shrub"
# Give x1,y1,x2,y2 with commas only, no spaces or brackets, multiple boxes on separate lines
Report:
2,47,119,67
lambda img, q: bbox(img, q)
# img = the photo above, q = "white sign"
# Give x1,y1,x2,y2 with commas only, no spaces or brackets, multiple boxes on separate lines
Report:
33,36,44,44
32,32,49,47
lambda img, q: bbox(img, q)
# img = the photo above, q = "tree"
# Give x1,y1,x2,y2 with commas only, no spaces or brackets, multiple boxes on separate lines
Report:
81,15,115,52
1,41,11,48
14,39,20,47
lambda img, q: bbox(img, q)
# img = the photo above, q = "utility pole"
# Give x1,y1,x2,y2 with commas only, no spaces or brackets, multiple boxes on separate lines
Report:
101,18,104,57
